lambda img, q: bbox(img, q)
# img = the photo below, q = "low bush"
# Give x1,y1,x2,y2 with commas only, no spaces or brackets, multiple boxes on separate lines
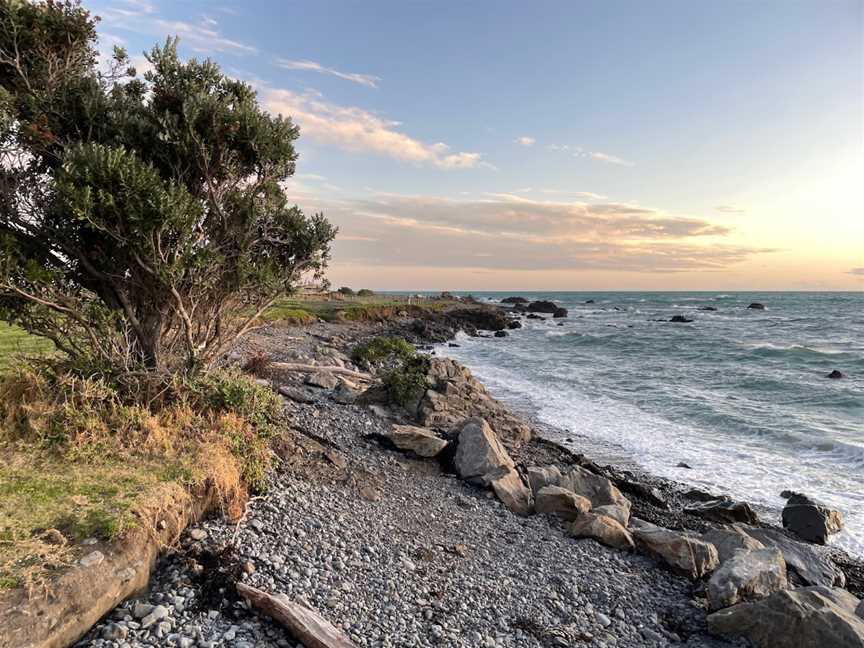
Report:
337,286,355,295
351,337,416,367
357,289,375,297
383,355,431,408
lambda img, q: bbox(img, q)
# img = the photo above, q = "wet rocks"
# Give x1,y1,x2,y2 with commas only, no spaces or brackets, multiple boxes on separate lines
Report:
746,303,766,310
568,513,635,550
707,587,864,647
506,320,522,329
827,369,845,379
501,296,528,304
534,485,591,520
781,492,844,544
525,300,560,314
685,498,759,525
706,548,787,611
552,307,568,318
631,519,719,579
669,315,694,323
386,424,448,458
493,330,509,338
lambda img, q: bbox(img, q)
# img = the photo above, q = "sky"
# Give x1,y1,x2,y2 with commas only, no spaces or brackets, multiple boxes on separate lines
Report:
91,0,863,291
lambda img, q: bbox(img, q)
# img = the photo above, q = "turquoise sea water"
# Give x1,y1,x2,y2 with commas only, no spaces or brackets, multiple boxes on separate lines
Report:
413,292,864,555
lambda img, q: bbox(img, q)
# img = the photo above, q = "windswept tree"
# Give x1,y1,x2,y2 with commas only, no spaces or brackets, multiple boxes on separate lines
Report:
0,0,335,372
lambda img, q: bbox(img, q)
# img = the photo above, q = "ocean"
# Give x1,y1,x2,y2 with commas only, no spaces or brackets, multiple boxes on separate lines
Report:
418,292,864,556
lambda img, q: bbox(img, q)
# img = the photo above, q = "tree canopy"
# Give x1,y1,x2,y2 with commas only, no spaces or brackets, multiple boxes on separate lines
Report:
0,0,336,372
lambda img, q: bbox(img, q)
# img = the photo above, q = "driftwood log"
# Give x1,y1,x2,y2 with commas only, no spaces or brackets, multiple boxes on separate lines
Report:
236,583,358,648
269,362,371,382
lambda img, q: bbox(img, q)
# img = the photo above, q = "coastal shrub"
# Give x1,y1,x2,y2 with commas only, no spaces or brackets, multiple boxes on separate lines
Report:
351,336,416,367
0,2,335,373
357,289,375,297
383,355,431,408
242,352,272,377
337,287,355,296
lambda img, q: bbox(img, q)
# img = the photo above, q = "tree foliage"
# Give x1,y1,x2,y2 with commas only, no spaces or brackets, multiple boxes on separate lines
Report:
0,0,336,372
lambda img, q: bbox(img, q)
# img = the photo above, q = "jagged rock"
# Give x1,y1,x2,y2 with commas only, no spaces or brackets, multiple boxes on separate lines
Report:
552,307,568,318
593,504,629,527
739,525,845,588
305,372,339,390
415,358,532,448
707,548,787,611
490,468,533,516
453,418,515,485
702,526,765,564
387,425,448,458
560,466,632,513
568,513,635,550
827,369,845,379
747,302,766,310
534,486,591,520
527,465,564,495
525,300,560,314
686,498,759,525
782,493,844,544
448,307,508,332
631,519,719,579
707,587,864,648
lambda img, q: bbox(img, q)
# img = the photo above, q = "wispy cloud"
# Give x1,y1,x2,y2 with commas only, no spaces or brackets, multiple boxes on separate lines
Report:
716,205,747,214
98,1,256,55
848,267,864,276
586,151,634,167
546,143,634,166
274,58,381,88
514,136,536,147
261,87,487,170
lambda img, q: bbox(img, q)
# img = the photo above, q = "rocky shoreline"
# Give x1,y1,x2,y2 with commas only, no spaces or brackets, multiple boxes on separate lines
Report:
72,303,863,648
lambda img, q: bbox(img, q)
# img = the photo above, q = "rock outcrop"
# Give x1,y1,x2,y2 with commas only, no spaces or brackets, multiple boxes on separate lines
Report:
630,519,719,579
781,493,844,544
707,548,787,611
525,300,560,314
707,587,864,648
386,425,448,458
414,358,532,448
568,513,635,550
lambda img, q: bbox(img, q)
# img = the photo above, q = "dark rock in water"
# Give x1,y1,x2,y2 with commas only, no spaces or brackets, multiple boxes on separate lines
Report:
506,320,522,330
552,307,568,318
827,369,845,379
683,487,723,502
585,299,595,304
669,315,694,323
676,462,693,469
556,322,564,327
526,300,560,314
526,313,544,320
699,306,718,311
747,302,766,310
501,296,529,304
448,343,460,347
686,498,759,525
740,525,846,588
493,330,509,338
782,493,843,544
449,307,508,332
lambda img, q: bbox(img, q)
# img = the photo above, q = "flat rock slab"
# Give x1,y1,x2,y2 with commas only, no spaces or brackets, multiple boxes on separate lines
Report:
386,425,448,458
740,525,846,588
631,518,719,579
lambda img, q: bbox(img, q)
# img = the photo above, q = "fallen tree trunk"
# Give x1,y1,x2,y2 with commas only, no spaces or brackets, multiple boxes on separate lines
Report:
236,583,357,648
269,363,371,381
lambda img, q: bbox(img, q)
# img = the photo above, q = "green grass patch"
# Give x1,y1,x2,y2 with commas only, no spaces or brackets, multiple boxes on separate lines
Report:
0,323,54,370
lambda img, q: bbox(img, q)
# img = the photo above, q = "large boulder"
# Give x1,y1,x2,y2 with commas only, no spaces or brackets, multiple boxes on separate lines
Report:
415,358,532,448
747,303,767,310
560,466,631,513
535,486,591,520
593,504,629,527
527,465,563,495
781,493,843,544
702,526,765,564
631,519,719,579
707,548,787,611
707,587,864,648
686,498,759,525
453,418,515,484
386,425,448,458
305,371,339,390
525,300,560,314
568,513,635,550
739,525,845,588
448,307,508,332
501,296,528,304
552,307,568,318
490,468,533,516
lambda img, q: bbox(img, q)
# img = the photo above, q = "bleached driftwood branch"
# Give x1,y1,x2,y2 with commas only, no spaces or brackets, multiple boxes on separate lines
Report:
269,362,371,381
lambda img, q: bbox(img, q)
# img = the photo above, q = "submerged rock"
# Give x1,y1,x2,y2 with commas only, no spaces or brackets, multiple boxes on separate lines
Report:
707,587,864,647
568,512,635,550
552,307,568,318
747,302,766,310
506,320,522,330
493,330,508,338
781,492,843,544
827,369,845,379
669,315,694,323
631,519,719,579
707,548,787,611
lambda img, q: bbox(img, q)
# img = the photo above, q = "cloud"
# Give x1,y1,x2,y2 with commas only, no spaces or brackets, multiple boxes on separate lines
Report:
290,192,769,273
716,205,747,214
515,136,536,147
547,144,634,166
261,88,487,169
847,267,864,276
98,1,256,55
274,58,380,88
586,151,635,167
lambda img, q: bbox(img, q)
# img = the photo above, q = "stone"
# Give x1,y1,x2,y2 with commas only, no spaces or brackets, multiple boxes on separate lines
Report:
188,528,207,541
781,493,843,544
101,623,128,641
453,418,515,484
386,425,448,458
278,385,316,403
501,296,528,304
740,525,845,588
140,604,169,629
305,372,339,390
525,300,561,314
333,383,358,404
707,587,864,648
493,330,508,338
702,526,765,564
560,466,631,512
593,504,629,527
568,513,635,550
827,369,845,379
552,307,568,318
747,303,766,310
490,468,533,516
707,548,787,610
79,551,104,568
669,315,694,323
686,498,759,525
631,519,719,579
534,485,591,520
527,465,563,495
132,601,154,619
506,320,522,330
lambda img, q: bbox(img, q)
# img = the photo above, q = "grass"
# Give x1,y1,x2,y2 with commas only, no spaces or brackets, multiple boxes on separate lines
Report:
0,365,284,593
0,323,54,370
264,294,448,325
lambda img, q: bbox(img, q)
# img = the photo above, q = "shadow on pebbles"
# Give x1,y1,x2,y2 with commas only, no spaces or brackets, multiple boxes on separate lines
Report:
75,396,744,648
